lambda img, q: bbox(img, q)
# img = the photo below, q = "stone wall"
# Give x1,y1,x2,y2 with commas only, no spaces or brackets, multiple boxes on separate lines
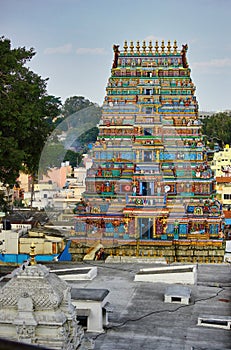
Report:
69,239,225,263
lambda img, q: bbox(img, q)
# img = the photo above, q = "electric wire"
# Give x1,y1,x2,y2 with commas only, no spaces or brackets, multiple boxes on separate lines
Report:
92,285,227,341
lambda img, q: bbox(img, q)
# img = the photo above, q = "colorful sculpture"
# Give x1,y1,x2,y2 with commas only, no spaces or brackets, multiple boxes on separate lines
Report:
75,40,223,243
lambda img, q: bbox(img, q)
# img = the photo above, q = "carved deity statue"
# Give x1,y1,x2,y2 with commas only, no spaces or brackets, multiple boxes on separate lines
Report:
181,44,189,68
112,45,120,68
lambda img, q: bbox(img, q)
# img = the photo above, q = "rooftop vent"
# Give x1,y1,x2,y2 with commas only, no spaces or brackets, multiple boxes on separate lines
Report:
164,285,191,304
197,315,231,330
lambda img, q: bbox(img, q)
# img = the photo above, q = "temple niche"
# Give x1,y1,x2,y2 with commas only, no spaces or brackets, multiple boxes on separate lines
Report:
74,40,224,252
0,263,93,349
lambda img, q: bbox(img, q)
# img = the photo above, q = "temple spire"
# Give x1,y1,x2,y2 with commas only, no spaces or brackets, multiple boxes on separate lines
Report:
167,40,171,54
161,40,165,53
155,40,159,54
142,40,146,54
130,41,134,54
124,40,128,54
173,40,178,54
136,41,140,54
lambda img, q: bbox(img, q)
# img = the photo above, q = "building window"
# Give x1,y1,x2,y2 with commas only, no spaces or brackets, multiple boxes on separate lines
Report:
145,89,151,95
139,218,153,239
77,316,88,329
224,194,231,200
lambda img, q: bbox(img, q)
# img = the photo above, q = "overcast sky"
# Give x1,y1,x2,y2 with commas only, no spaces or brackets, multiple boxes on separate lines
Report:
1,0,231,112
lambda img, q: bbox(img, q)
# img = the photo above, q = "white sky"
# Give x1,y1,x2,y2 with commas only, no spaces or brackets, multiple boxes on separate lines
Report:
1,0,231,112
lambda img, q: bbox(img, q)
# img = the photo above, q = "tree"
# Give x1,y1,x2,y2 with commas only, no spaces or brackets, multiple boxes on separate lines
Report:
64,150,82,168
62,96,96,117
38,101,101,187
59,96,102,131
0,37,61,189
39,142,66,172
78,127,99,146
202,112,231,147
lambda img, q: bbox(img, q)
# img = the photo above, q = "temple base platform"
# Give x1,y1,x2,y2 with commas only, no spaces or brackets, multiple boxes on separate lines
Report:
69,238,225,264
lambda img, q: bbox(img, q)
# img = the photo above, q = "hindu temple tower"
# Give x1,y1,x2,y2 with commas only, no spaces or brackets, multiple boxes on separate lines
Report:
74,40,224,262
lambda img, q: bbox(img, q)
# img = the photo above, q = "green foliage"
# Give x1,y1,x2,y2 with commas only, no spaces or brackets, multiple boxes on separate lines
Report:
0,37,61,186
62,96,96,117
64,150,82,167
59,96,101,136
202,112,231,147
39,142,66,172
39,101,101,179
57,97,101,152
78,127,99,146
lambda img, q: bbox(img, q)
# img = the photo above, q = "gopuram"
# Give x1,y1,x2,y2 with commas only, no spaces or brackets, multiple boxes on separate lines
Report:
74,40,224,262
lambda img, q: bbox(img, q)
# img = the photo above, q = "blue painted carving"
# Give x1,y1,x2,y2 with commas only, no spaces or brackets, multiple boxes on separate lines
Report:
166,223,174,233
179,224,187,234
209,224,218,234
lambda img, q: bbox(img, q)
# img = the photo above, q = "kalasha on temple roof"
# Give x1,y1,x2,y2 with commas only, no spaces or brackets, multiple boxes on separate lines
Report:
74,40,224,260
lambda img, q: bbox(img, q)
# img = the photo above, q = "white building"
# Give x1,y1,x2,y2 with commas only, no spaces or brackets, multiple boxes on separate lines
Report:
211,144,231,177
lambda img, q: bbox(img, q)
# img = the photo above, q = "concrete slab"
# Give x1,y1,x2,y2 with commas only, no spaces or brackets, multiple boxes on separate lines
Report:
134,264,197,284
51,266,97,280
71,288,109,301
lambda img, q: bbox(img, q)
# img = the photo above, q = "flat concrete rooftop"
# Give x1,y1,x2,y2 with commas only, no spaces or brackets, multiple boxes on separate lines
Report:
49,261,231,350
1,262,230,350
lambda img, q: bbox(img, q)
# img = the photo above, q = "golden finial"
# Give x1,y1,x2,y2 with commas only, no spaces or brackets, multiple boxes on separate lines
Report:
29,242,36,265
155,40,159,54
148,41,153,53
142,40,146,54
167,40,171,54
161,40,165,53
130,41,134,54
136,40,140,53
173,40,178,54
124,40,128,54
